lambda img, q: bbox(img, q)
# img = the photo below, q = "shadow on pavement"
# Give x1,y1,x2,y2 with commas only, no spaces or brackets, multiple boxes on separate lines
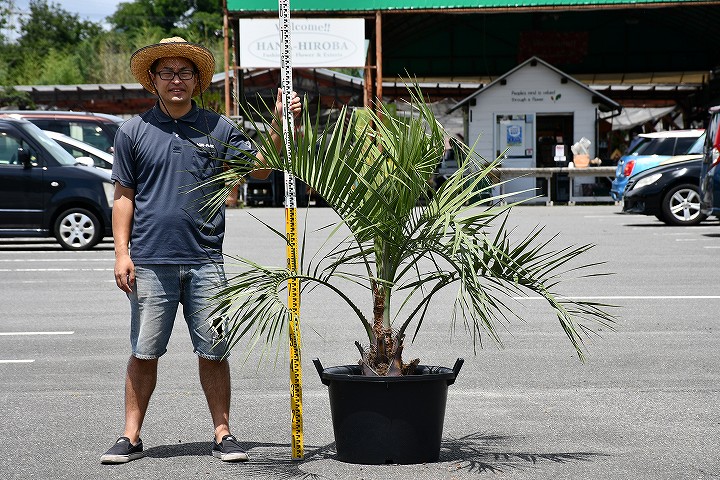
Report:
439,432,608,474
144,441,213,458
146,432,608,478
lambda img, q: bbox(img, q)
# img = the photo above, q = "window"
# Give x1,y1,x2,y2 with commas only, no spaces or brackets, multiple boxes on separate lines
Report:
636,137,675,156
0,132,25,166
674,136,700,155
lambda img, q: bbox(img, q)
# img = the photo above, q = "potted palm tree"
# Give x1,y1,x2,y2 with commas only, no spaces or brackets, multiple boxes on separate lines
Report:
204,86,614,464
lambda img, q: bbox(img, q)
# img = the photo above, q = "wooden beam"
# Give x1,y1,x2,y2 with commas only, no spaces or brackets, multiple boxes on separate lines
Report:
223,0,232,117
375,11,383,104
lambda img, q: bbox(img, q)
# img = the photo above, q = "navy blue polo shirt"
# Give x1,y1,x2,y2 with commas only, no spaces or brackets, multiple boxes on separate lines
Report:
112,101,255,264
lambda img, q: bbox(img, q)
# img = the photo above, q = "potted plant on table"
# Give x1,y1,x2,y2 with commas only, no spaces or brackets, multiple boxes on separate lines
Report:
204,86,614,464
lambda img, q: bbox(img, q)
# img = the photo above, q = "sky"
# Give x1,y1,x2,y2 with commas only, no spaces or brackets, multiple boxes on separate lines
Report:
13,0,124,26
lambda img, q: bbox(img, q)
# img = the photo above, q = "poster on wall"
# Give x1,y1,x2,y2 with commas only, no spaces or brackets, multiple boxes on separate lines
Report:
506,124,523,146
496,114,534,158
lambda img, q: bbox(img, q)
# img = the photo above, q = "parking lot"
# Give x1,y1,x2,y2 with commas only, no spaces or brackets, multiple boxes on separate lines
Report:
1,205,719,479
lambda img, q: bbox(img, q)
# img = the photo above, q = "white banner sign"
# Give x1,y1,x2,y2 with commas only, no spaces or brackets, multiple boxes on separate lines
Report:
239,18,365,68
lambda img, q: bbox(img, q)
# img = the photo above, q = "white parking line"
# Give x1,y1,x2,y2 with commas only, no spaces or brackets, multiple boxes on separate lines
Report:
0,258,109,262
14,279,116,284
0,359,35,363
518,295,720,300
0,268,113,272
0,331,74,336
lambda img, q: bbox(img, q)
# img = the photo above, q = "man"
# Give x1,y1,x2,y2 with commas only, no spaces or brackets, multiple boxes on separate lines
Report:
100,37,301,464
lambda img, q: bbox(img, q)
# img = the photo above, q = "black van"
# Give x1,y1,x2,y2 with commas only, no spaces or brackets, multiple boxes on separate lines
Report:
0,117,113,250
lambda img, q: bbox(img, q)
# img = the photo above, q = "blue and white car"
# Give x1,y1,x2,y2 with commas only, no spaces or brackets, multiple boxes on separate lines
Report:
610,129,705,201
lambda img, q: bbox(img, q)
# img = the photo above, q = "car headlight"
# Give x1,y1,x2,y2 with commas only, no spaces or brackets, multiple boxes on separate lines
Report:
632,173,662,190
103,182,114,207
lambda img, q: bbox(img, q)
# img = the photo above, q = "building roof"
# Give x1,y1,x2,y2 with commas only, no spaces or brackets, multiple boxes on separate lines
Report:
228,0,710,12
448,56,621,113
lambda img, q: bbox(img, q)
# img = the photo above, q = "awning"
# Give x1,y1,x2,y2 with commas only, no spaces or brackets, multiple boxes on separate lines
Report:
599,106,678,130
227,0,709,12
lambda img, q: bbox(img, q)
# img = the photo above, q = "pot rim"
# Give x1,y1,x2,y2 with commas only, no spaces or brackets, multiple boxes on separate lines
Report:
313,358,463,385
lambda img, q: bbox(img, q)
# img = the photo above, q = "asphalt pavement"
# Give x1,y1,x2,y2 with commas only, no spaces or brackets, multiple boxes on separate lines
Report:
1,205,719,479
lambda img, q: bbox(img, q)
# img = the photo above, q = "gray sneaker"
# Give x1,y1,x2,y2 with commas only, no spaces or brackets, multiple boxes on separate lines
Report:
212,434,249,462
100,437,144,464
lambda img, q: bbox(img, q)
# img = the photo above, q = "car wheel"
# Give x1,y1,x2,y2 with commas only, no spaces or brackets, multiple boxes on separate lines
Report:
54,207,103,250
660,183,707,226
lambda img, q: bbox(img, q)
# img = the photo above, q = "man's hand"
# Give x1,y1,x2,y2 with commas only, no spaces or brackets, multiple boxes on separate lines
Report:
273,87,302,119
114,253,135,293
252,88,303,180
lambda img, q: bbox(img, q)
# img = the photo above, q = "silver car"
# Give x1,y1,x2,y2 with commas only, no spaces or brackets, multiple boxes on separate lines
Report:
43,130,113,171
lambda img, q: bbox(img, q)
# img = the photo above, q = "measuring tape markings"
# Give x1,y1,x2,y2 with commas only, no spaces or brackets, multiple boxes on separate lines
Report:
278,0,304,460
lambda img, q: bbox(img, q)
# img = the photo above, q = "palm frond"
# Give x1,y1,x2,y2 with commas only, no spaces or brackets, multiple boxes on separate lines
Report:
202,84,616,365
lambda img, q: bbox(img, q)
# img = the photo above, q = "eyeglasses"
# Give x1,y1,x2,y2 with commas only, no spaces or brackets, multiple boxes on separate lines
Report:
154,70,196,81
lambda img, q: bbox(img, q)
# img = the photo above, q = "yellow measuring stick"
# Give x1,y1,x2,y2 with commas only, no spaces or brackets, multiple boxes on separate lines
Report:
286,206,303,459
278,0,304,460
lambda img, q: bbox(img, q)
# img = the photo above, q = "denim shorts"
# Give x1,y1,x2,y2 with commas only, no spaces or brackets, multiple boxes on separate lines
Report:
128,263,229,361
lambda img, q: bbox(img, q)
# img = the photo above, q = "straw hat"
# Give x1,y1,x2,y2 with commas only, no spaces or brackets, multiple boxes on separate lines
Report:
130,37,215,96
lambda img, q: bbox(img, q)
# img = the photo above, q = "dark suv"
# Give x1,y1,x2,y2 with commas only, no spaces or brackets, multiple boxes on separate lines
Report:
0,117,113,249
0,110,125,153
700,105,720,217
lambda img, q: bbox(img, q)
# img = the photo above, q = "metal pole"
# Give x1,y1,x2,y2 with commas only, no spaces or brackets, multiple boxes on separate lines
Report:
277,0,304,460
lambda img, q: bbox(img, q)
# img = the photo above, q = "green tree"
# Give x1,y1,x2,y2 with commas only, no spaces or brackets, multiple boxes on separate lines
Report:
17,0,101,53
109,0,222,34
182,10,222,44
36,48,84,84
2,0,103,85
0,0,16,44
0,86,35,108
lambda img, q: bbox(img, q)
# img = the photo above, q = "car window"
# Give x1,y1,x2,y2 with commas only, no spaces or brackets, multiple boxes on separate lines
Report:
674,136,700,155
17,122,77,166
26,118,116,153
626,136,650,155
687,133,706,155
0,133,24,166
0,132,38,167
25,119,70,137
67,121,112,151
57,143,112,169
635,137,675,156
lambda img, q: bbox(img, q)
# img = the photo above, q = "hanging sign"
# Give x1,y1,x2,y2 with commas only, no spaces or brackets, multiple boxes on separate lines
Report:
239,18,365,68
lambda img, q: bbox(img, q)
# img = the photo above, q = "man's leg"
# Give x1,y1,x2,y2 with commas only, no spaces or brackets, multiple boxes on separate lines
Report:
199,357,248,462
123,355,158,443
198,356,231,442
187,264,247,461
100,355,157,463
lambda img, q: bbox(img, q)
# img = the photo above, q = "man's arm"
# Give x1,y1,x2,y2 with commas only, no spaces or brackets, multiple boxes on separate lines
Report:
113,183,136,293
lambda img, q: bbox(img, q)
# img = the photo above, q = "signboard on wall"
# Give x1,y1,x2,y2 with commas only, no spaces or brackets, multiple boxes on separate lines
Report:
496,114,534,158
238,18,365,68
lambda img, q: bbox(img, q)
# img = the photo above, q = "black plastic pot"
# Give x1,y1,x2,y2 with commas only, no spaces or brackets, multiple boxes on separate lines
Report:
313,358,464,465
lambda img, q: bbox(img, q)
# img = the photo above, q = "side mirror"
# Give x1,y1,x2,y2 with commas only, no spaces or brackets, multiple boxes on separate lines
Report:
75,156,94,168
17,147,32,169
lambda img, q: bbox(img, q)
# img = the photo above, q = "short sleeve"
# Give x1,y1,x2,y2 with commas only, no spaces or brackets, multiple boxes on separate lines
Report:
111,126,136,188
223,117,257,164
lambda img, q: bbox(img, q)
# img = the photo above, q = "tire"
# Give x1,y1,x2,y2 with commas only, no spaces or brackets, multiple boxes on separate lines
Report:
660,183,707,226
54,207,103,250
